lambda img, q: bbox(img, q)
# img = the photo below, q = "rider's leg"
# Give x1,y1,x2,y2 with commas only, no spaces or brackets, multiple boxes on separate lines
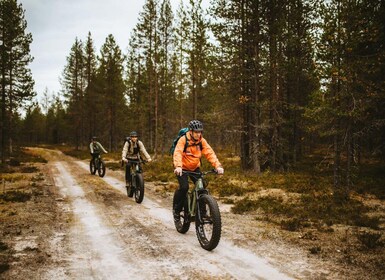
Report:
125,163,130,187
174,173,189,214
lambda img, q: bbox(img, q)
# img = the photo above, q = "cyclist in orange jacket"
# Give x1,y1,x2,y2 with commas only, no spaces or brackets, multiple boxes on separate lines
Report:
173,120,224,221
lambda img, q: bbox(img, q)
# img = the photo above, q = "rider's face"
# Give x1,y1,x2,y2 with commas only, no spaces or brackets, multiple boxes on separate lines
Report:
191,131,202,140
131,136,138,142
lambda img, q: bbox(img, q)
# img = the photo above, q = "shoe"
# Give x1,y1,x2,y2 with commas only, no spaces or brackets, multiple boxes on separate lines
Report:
173,209,180,222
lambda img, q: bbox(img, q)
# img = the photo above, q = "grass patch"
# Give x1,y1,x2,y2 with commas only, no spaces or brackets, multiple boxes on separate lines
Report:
61,148,90,160
21,166,39,173
0,191,31,202
232,193,380,230
19,147,48,163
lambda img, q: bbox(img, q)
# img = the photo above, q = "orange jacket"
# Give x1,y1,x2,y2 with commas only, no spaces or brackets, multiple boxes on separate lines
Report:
173,131,222,171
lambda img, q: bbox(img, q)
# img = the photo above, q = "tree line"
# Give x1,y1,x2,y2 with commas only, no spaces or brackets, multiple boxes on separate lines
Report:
1,0,384,194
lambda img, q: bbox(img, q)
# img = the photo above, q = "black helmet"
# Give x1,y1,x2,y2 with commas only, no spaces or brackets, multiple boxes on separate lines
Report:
129,131,138,137
188,120,203,132
91,136,97,140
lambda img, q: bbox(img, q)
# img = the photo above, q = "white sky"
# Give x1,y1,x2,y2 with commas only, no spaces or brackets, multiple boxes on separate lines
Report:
19,0,209,101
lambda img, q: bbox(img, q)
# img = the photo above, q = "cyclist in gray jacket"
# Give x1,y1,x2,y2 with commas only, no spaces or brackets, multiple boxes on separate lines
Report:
121,131,152,187
89,136,108,162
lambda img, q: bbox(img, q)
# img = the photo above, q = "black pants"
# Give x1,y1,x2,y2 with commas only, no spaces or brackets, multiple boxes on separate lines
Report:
91,152,100,162
125,160,140,184
174,168,200,212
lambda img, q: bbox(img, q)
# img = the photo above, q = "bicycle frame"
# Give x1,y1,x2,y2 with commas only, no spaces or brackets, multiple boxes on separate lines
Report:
127,159,142,181
184,171,215,220
125,157,146,203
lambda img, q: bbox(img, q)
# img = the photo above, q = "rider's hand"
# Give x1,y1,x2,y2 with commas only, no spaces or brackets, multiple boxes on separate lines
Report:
216,167,224,175
148,158,152,163
122,158,128,163
174,167,182,176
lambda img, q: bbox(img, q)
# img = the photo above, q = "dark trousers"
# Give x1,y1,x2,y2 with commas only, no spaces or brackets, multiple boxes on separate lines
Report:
125,160,140,184
91,152,100,162
174,168,200,212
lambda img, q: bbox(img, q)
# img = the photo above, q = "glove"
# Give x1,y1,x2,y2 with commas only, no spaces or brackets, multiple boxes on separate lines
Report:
216,167,224,175
147,158,152,163
174,167,183,176
122,158,128,163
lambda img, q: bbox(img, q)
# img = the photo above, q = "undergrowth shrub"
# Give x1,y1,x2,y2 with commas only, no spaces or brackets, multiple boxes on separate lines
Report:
357,231,383,249
281,218,302,231
0,191,31,202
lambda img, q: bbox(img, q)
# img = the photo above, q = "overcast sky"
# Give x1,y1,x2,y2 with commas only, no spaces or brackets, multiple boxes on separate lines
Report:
19,0,209,101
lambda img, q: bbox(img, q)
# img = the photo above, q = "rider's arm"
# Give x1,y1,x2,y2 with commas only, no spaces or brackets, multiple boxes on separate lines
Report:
138,141,151,161
99,143,108,153
201,138,222,169
122,141,128,159
173,136,187,168
90,143,94,154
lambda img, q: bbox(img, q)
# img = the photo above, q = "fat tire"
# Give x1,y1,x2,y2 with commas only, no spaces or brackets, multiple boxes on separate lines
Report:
90,159,96,175
173,190,190,233
127,185,134,197
98,160,106,177
134,174,144,203
195,194,221,251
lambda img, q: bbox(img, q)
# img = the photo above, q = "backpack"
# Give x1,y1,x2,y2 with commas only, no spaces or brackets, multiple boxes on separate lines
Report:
123,137,139,155
170,127,202,156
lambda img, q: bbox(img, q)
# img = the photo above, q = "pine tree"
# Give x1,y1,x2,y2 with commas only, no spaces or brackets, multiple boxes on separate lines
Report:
97,34,126,151
83,32,99,141
156,0,176,154
186,0,209,119
136,0,159,151
173,0,190,127
61,37,85,149
0,0,34,162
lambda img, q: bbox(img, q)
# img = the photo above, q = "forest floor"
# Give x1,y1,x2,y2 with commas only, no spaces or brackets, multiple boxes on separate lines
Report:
0,147,384,279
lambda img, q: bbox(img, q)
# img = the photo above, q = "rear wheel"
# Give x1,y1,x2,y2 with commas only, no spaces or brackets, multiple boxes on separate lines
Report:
90,159,96,175
173,190,190,233
98,160,106,177
195,194,221,251
134,173,144,203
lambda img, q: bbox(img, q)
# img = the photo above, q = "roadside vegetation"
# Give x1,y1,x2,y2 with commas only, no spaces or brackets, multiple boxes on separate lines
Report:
0,148,51,275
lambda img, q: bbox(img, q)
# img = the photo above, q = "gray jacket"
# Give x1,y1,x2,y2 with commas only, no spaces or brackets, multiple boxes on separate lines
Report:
121,140,151,161
90,141,108,154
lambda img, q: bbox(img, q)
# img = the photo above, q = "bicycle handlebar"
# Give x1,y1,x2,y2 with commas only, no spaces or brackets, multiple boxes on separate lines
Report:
182,169,217,176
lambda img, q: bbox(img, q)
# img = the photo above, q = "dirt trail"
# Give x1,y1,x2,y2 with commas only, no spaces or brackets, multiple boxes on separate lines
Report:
2,148,336,279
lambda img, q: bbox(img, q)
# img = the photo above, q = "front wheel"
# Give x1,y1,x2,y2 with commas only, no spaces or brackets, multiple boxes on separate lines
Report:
134,173,144,203
98,160,106,177
173,190,190,233
90,159,96,175
195,194,221,251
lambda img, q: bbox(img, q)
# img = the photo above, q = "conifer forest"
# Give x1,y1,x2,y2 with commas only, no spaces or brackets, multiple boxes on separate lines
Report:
1,0,385,194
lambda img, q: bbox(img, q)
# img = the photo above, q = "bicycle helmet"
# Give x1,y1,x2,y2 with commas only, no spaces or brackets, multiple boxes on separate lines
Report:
188,120,203,132
130,131,138,137
91,136,97,140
